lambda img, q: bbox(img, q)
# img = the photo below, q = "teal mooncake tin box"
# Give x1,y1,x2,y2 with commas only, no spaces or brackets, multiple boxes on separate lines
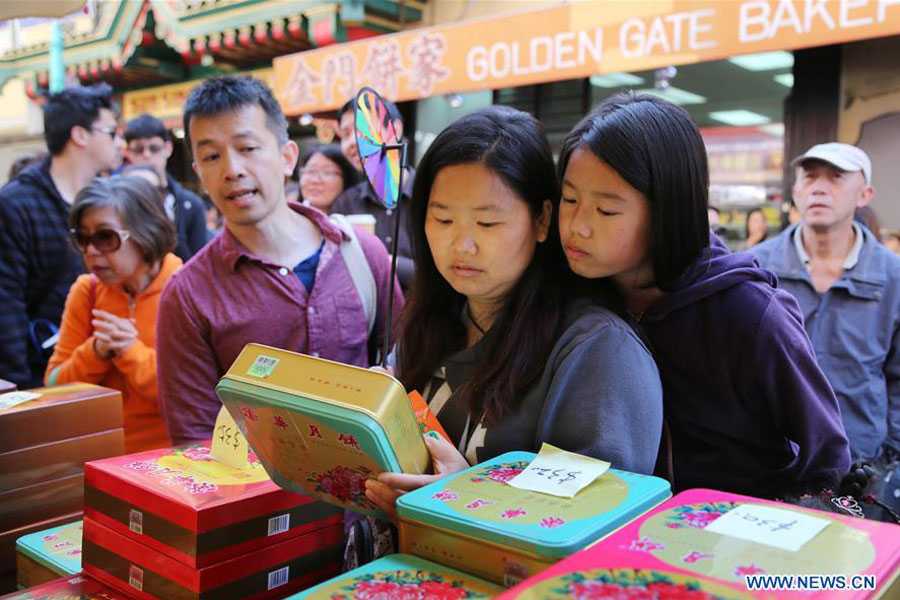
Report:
284,553,503,599
396,451,671,586
215,344,430,519
15,520,82,587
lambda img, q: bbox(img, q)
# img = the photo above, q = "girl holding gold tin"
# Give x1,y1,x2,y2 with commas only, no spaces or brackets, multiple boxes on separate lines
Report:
364,106,663,520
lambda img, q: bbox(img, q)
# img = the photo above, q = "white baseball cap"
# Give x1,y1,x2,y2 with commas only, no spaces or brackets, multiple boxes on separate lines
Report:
791,142,872,183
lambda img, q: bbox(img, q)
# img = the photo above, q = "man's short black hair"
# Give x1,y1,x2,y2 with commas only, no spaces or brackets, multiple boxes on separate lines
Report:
125,113,170,143
183,75,288,153
43,83,114,156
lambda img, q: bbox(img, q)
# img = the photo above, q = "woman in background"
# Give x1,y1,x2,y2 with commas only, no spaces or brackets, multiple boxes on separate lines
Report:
743,207,768,249
47,176,180,452
299,145,358,214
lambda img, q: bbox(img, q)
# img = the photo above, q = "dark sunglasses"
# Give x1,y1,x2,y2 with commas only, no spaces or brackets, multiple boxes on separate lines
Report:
70,228,131,253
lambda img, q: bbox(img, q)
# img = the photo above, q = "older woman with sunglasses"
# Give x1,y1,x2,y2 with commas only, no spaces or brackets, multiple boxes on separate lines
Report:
46,175,181,452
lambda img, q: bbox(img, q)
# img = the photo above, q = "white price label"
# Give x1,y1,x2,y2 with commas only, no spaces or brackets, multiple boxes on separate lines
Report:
704,503,831,552
268,514,290,536
268,566,289,590
0,391,40,410
507,443,611,498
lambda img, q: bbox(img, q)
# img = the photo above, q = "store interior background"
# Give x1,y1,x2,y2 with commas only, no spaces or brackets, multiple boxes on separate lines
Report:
416,51,791,250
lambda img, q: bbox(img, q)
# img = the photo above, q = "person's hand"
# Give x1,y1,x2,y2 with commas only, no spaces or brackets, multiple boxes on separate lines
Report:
92,309,138,358
365,434,470,522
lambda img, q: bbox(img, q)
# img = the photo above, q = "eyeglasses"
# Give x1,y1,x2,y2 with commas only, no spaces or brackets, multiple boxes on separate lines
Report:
91,125,122,140
300,168,342,182
70,228,131,253
128,142,165,155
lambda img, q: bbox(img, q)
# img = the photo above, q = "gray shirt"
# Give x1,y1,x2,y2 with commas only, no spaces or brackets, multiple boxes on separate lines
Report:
421,300,664,475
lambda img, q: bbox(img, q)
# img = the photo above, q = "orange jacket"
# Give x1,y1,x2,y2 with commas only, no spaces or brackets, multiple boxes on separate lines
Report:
46,253,182,453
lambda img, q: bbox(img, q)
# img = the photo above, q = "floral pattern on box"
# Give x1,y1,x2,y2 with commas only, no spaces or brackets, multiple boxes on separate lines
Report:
438,461,629,526
637,502,876,582
319,570,495,600
119,443,269,492
515,568,752,600
663,502,735,530
308,465,376,511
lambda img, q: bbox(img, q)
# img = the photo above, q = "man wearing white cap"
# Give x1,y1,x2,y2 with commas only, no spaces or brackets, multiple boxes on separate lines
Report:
750,143,900,474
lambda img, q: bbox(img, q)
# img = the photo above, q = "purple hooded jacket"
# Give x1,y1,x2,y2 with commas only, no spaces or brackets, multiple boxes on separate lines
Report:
639,235,850,497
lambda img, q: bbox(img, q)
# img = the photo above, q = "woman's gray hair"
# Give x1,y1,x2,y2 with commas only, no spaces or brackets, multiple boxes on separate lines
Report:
70,175,176,264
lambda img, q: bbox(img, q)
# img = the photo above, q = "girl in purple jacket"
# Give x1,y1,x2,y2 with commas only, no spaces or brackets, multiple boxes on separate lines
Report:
556,92,851,498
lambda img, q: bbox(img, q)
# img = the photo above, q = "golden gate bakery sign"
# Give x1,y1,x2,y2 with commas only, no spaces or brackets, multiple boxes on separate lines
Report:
273,0,900,115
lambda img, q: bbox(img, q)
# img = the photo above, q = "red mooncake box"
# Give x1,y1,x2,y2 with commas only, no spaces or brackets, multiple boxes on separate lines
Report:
0,573,132,599
84,442,343,568
82,515,343,600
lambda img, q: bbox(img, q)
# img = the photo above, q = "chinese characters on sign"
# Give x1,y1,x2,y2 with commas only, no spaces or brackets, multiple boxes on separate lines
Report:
279,32,452,113
705,503,831,552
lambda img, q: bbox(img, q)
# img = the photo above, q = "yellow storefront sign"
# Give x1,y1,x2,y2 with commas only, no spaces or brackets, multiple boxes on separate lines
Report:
273,0,900,115
122,68,273,122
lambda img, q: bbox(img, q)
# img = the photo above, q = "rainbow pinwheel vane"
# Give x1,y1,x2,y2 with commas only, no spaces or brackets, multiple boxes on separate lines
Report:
354,87,404,209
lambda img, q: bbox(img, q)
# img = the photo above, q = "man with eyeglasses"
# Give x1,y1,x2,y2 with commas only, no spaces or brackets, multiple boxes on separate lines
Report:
124,113,208,261
0,83,123,388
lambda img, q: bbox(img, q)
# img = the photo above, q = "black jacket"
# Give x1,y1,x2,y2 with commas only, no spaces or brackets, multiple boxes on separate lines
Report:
0,157,85,387
167,176,209,262
331,175,414,289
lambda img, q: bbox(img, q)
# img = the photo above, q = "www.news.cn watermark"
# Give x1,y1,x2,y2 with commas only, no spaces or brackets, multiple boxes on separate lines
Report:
745,574,877,592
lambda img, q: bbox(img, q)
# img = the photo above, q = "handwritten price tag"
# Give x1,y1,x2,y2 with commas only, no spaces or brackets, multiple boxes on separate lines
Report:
210,405,251,470
507,443,611,498
0,391,41,410
704,503,831,552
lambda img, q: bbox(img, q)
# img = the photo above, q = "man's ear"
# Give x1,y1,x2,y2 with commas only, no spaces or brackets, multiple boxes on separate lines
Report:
69,125,91,149
858,184,874,209
282,140,300,178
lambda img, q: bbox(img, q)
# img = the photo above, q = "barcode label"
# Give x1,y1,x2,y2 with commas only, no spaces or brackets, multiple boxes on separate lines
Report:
128,565,144,591
268,513,290,536
129,509,143,534
247,355,279,378
268,566,289,590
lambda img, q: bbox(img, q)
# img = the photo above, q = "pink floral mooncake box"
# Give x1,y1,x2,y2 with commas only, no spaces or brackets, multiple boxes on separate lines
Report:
498,489,900,599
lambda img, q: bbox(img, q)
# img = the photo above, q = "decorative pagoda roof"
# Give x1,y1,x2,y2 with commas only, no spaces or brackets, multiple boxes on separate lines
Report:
0,0,424,97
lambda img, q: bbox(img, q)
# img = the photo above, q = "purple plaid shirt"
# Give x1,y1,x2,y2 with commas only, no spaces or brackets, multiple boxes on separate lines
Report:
156,203,403,445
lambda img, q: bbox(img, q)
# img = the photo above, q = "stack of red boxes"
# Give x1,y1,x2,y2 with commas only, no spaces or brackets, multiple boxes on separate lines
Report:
82,442,345,600
0,573,131,599
0,383,124,591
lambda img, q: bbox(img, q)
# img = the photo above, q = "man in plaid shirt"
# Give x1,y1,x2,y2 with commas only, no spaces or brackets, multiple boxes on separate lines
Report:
0,83,123,388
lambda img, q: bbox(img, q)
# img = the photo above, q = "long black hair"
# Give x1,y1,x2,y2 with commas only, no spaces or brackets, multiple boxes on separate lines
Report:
558,92,710,290
398,106,568,424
